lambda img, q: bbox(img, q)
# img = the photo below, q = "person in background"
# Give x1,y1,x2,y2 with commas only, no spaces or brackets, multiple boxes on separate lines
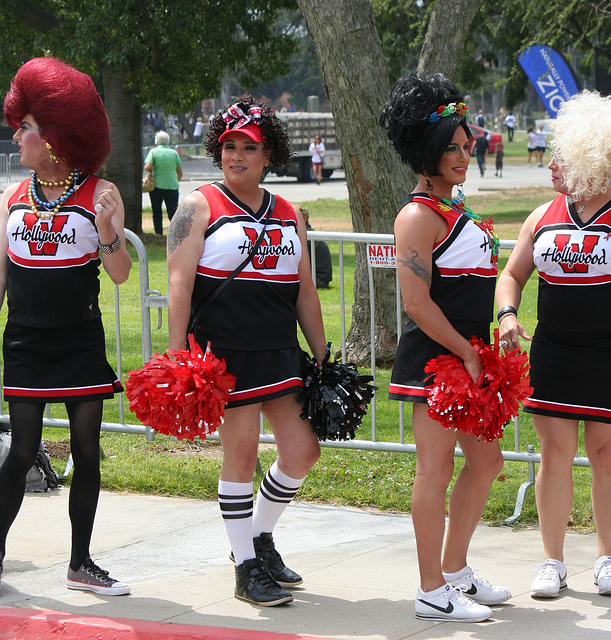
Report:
193,117,205,154
144,130,182,235
167,96,326,607
0,57,131,595
476,109,486,127
474,133,489,177
495,142,504,178
535,123,549,167
297,204,332,289
504,112,516,142
496,90,611,600
309,135,325,184
381,72,510,623
527,126,537,167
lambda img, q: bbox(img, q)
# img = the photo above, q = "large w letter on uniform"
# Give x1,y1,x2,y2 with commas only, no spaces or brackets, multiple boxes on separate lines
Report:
554,233,600,273
243,227,283,269
23,212,69,256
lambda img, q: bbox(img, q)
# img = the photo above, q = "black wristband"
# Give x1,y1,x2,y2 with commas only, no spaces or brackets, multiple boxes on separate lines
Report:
497,305,518,322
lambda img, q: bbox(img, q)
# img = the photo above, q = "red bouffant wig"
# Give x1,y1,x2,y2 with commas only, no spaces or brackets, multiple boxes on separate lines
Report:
3,57,111,175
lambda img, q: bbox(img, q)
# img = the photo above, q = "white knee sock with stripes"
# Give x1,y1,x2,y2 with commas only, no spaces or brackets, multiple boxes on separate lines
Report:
252,460,305,537
217,480,255,566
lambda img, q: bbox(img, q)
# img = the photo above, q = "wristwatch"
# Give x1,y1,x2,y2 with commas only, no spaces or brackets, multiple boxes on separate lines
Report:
99,232,121,254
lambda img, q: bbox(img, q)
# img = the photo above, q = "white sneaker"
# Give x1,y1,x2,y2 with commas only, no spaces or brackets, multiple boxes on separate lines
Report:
594,555,611,595
415,584,492,622
531,558,567,598
444,566,511,605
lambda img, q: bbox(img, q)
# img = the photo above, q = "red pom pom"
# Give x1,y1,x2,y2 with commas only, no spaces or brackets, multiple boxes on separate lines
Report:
125,336,236,441
424,329,533,441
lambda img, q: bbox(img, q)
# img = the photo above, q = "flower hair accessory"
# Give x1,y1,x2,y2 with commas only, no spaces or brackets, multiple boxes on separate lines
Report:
428,102,469,122
221,103,262,130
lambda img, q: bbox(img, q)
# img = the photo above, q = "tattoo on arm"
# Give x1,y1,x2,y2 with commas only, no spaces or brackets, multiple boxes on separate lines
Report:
397,246,432,287
167,201,196,253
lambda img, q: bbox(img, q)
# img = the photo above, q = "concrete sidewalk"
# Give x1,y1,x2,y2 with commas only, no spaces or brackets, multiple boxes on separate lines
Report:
0,489,609,639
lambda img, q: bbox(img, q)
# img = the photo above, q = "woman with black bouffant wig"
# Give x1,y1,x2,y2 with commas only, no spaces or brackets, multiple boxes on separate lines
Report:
380,72,510,622
0,57,131,596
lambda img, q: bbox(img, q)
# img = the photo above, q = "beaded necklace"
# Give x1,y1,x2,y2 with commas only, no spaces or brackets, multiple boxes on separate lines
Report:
430,194,500,265
36,171,75,188
28,169,79,220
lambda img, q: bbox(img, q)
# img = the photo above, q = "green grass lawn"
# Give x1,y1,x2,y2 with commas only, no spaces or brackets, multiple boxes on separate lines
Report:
8,191,595,531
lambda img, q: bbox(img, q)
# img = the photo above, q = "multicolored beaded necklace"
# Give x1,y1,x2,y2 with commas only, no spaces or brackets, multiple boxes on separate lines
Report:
28,169,79,220
430,193,500,265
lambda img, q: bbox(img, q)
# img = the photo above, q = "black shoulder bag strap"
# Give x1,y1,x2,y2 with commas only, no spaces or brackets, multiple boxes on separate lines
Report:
188,194,276,336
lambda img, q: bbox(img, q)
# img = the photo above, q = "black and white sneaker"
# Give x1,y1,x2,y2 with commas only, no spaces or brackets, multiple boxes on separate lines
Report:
66,558,130,596
234,557,293,606
415,584,492,622
443,566,511,604
531,558,567,598
254,533,303,587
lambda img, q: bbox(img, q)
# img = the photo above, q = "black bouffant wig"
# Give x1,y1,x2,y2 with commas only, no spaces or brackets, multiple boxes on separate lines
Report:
206,95,292,172
380,72,471,176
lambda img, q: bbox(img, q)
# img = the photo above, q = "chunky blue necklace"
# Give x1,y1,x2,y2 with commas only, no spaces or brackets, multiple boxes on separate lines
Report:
28,169,79,220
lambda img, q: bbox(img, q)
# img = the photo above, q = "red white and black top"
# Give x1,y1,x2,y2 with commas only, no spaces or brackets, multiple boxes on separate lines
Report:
190,182,301,351
523,194,611,423
6,175,103,327
389,193,498,402
411,193,498,322
3,175,122,402
532,194,611,332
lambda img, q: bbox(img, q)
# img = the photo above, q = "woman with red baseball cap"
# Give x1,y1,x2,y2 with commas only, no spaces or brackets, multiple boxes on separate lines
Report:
167,96,327,607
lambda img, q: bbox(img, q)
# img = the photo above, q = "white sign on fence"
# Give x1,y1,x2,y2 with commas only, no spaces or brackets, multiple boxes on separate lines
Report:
367,244,396,268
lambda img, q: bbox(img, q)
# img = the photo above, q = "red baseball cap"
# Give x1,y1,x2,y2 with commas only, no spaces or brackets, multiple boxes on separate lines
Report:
219,123,265,144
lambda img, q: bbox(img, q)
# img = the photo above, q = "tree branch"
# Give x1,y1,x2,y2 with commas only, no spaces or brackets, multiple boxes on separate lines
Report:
6,0,61,34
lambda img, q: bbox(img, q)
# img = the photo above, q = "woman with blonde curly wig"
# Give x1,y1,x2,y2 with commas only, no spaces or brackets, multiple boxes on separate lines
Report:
496,90,611,600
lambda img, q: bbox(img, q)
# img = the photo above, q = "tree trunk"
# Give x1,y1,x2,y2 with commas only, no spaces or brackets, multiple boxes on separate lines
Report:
297,0,414,366
102,68,143,234
418,0,485,80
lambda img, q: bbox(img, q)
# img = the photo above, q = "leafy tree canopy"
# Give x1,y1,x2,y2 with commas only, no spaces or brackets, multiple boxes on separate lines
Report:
369,0,610,107
0,0,298,112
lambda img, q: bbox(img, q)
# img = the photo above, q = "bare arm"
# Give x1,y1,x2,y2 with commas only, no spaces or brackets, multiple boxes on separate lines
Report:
294,206,326,362
94,181,132,284
0,184,19,311
395,203,483,382
167,192,209,350
496,203,549,346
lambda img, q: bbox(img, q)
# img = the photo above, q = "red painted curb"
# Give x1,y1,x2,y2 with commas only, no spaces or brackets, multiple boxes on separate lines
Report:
0,607,337,640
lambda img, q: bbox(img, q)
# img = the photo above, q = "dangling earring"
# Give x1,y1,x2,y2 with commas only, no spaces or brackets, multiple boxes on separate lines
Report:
46,142,59,164
425,178,433,191
455,183,466,206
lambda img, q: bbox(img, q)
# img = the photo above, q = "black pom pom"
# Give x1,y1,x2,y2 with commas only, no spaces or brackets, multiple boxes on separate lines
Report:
298,343,376,441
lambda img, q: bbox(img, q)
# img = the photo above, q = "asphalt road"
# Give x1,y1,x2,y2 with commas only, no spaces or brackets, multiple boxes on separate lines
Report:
153,162,555,209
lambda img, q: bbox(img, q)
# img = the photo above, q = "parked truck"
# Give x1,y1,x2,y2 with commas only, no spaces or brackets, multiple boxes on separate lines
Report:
269,112,342,182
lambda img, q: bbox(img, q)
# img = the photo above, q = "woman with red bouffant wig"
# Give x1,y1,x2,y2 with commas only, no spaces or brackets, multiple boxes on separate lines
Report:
0,57,131,596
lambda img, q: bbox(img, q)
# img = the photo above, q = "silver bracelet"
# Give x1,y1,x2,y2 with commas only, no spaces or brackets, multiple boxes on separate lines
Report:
99,232,121,254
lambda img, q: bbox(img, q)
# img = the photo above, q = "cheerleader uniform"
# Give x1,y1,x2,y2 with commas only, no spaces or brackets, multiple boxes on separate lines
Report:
3,175,122,403
524,195,611,423
389,194,498,402
190,182,302,408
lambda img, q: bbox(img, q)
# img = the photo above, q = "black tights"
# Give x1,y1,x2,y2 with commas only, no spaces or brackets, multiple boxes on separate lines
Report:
0,401,103,570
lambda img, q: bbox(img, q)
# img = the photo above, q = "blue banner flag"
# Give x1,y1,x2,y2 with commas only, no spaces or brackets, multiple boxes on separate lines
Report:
518,46,579,117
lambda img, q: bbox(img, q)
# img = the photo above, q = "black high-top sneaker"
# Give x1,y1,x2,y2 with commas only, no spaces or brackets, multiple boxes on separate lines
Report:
234,557,293,606
254,532,303,587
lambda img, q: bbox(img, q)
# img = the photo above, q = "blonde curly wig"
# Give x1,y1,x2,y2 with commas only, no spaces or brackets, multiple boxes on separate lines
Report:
550,90,611,200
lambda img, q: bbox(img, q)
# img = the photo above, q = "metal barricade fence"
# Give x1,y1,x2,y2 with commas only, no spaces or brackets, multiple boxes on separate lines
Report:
0,228,591,523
